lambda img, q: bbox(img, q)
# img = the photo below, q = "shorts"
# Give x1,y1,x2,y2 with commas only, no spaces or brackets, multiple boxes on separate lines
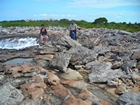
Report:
41,35,48,38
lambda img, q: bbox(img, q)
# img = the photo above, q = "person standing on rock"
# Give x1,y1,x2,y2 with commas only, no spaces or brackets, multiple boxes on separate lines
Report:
39,24,48,42
70,21,78,40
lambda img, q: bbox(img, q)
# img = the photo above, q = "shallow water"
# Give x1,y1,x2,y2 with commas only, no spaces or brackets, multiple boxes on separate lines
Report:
3,58,33,64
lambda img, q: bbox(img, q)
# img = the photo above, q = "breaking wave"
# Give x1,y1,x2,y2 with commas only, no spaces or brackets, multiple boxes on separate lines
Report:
0,37,39,50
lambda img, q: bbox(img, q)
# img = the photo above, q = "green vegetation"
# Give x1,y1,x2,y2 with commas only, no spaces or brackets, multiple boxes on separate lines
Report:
0,17,140,32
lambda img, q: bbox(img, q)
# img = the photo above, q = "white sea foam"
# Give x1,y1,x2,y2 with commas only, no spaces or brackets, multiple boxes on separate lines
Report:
0,37,39,50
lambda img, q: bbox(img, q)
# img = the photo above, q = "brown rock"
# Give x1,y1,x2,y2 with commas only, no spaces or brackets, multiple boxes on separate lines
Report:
20,76,47,89
115,84,127,95
22,88,44,99
62,95,92,105
60,68,83,80
34,54,54,59
99,99,112,105
3,62,47,77
136,61,140,69
61,80,87,90
77,89,93,102
50,82,71,98
46,71,61,86
131,87,140,92
131,51,140,60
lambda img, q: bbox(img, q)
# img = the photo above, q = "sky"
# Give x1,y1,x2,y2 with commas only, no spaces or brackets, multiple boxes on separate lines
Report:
0,0,140,23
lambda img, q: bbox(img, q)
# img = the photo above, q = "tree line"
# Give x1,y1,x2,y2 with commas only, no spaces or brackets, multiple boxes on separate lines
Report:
0,17,140,32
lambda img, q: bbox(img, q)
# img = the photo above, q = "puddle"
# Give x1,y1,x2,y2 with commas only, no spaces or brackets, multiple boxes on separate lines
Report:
3,58,33,64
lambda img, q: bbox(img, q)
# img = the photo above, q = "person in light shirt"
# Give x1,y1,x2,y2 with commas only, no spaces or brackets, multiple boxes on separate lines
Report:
70,21,78,40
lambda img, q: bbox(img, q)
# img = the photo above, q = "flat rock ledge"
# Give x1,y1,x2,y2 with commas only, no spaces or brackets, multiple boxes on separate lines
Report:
0,26,140,105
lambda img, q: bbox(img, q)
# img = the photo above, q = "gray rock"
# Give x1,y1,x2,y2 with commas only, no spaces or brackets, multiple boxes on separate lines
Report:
67,46,97,65
0,75,4,86
112,61,122,69
20,98,51,105
93,45,111,54
107,37,118,46
59,35,81,47
0,75,4,81
0,82,24,105
122,59,137,74
118,92,140,105
107,79,121,87
1,29,9,35
38,41,58,54
50,52,72,72
85,60,99,70
118,30,132,35
119,50,133,60
88,62,124,83
33,57,52,68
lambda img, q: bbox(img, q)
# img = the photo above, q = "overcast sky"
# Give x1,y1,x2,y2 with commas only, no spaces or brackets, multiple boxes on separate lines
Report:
0,0,140,23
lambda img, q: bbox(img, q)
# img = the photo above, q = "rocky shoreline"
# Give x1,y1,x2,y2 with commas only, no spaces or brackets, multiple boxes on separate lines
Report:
0,26,140,105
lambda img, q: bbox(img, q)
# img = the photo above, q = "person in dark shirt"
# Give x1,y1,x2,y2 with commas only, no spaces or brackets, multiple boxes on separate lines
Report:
39,24,48,42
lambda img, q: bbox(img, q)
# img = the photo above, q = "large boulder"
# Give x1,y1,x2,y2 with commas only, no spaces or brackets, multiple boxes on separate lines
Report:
67,46,97,65
50,52,72,72
88,61,124,83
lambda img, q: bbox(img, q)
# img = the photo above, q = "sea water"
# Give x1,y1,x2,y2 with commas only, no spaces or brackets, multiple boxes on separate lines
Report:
0,37,39,50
